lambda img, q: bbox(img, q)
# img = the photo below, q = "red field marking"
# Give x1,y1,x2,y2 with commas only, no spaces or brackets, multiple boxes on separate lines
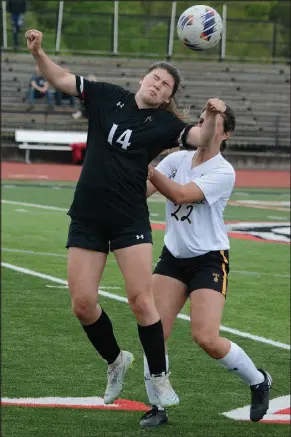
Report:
1,397,149,411
151,223,290,244
2,162,290,188
275,408,290,415
2,162,81,182
151,223,165,230
227,232,290,245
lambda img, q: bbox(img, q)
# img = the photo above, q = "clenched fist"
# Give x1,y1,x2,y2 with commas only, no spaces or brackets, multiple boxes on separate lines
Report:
205,98,226,115
25,29,43,56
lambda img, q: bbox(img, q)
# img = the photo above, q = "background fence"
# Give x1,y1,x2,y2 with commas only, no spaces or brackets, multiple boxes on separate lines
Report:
1,0,290,63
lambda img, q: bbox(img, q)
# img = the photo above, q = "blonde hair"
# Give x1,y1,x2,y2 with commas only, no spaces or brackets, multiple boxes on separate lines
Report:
161,98,191,122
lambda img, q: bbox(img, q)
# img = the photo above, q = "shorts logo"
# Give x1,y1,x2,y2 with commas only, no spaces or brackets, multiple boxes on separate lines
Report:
136,234,144,240
213,273,219,282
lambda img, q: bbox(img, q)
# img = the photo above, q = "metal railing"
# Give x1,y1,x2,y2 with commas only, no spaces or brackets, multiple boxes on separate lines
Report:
1,1,290,63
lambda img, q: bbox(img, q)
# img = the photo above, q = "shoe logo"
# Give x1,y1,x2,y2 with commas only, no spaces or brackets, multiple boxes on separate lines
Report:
229,367,238,372
136,234,144,240
116,102,124,108
213,273,220,283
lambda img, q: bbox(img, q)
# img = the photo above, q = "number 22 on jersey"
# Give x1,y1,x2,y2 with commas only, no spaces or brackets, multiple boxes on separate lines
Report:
107,123,133,150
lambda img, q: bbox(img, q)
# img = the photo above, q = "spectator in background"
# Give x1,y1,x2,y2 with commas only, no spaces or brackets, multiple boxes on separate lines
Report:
7,0,27,49
26,65,53,111
55,67,75,109
72,74,97,120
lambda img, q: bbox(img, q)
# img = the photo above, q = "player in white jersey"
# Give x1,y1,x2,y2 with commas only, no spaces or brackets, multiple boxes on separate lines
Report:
139,104,272,427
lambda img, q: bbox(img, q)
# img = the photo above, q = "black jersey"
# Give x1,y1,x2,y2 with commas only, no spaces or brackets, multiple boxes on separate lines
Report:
68,76,191,225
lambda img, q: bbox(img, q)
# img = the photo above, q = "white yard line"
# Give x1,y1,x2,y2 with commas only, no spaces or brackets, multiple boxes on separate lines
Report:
2,262,290,351
45,285,121,290
2,248,289,278
2,248,68,258
2,199,67,211
231,270,290,278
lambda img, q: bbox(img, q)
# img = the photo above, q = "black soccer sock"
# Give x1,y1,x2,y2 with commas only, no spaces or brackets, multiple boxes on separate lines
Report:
138,320,166,376
82,309,121,365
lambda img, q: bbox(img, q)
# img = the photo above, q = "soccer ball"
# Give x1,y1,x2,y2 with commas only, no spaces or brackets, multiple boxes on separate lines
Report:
177,5,223,51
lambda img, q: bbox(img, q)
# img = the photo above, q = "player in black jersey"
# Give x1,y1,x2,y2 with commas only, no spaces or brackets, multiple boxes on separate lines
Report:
25,29,222,408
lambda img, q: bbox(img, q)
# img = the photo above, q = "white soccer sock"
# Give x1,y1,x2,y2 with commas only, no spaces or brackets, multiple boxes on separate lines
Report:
217,341,265,386
144,354,169,410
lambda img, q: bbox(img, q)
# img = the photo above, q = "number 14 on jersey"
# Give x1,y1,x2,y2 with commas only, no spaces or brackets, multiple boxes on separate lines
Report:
108,123,133,150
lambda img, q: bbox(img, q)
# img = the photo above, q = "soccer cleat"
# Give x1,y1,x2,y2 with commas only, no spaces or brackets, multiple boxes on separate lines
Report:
139,406,169,428
103,350,134,405
250,368,272,422
150,373,179,408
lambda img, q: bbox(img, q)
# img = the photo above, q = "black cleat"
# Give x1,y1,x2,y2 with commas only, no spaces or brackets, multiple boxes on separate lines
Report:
139,406,168,428
250,369,272,422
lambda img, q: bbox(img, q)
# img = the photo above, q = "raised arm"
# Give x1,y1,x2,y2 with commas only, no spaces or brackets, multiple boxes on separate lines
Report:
186,98,226,149
25,29,77,96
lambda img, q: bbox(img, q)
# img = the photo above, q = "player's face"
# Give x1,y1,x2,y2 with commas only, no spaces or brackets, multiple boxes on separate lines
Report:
197,110,230,144
138,68,175,107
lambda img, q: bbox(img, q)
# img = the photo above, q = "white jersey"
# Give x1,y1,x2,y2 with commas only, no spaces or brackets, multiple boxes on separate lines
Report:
156,150,236,258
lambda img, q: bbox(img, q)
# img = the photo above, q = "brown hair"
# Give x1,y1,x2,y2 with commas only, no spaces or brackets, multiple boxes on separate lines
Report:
145,61,190,122
199,104,236,151
220,105,236,152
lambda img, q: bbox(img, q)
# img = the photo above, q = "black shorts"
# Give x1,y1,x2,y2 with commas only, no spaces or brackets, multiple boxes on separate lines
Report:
153,246,230,298
66,217,152,254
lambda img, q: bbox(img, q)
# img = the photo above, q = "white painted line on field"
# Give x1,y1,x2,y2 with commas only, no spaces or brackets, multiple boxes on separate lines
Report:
221,395,290,424
2,262,290,351
1,396,148,411
267,216,288,220
231,270,290,278
2,248,68,258
7,174,49,179
2,248,289,278
45,285,121,290
46,285,68,288
238,200,290,207
2,200,67,211
228,200,289,212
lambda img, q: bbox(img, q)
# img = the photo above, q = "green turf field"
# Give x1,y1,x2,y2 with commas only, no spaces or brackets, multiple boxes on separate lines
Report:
2,181,290,437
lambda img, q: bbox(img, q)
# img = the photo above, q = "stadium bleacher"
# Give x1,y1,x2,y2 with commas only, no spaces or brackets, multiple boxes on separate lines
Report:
1,53,290,168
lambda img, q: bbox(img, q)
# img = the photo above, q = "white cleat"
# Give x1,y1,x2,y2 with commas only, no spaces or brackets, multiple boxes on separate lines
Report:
103,350,134,405
151,373,180,408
